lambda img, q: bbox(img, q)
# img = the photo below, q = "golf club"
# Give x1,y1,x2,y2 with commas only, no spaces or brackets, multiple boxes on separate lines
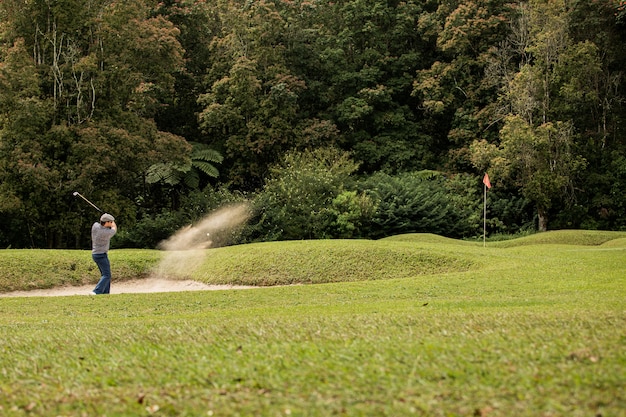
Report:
73,192,103,213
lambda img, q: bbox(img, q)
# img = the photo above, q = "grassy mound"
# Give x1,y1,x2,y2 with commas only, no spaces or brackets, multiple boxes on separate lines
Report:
385,229,626,247
193,239,476,286
1,229,625,293
600,236,626,248
380,232,478,246
488,229,626,247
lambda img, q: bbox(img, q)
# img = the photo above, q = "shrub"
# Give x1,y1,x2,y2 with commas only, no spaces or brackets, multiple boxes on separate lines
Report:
359,171,480,239
115,211,190,249
244,147,372,241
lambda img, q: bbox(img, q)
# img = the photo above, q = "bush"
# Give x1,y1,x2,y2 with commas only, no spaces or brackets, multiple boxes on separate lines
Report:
243,147,373,241
114,211,190,249
328,191,376,238
359,171,480,239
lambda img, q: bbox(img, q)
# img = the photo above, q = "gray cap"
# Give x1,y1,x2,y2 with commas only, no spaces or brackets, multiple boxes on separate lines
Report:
100,213,115,222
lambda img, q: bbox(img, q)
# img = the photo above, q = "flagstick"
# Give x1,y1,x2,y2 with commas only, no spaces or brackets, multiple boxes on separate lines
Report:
483,182,487,247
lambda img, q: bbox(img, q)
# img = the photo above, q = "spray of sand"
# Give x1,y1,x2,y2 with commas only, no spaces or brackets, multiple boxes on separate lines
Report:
151,202,251,280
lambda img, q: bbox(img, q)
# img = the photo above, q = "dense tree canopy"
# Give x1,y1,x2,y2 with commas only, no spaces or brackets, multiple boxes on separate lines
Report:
1,0,625,248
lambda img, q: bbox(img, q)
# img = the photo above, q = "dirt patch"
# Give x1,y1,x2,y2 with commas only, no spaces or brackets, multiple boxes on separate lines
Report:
0,279,254,298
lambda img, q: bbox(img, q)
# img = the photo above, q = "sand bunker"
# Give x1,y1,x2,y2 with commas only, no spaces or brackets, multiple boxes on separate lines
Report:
0,279,253,298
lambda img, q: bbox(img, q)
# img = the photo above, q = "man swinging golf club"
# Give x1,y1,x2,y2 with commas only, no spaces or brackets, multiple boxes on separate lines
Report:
91,213,117,295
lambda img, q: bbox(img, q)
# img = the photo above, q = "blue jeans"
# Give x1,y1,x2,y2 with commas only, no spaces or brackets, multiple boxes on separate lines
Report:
92,253,111,294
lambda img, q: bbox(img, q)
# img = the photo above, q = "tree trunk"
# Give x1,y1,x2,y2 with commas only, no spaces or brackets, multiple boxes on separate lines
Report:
537,207,548,232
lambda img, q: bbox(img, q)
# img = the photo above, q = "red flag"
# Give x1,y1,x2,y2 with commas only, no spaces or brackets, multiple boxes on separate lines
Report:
483,173,492,189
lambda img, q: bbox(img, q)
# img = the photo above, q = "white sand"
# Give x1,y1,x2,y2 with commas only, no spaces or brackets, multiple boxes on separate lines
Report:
0,279,253,297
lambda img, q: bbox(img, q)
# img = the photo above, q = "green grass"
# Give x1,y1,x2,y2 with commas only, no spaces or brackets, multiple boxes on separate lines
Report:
0,230,625,416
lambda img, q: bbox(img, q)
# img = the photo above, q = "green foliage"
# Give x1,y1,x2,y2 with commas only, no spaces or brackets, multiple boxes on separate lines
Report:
1,0,626,247
494,116,587,230
245,147,368,240
360,171,480,239
180,185,249,220
0,0,191,247
196,0,310,188
413,0,513,146
145,142,223,189
618,1,626,25
114,211,191,249
476,1,616,231
319,0,435,173
328,191,376,238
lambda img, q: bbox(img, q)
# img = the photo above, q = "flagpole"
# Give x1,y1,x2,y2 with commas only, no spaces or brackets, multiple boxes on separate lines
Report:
483,182,487,247
482,173,491,247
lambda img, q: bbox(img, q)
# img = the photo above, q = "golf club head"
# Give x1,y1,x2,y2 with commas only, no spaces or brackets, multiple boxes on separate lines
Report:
73,191,103,212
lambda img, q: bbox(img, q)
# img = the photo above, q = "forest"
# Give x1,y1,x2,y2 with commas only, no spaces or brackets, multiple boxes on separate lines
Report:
1,0,625,249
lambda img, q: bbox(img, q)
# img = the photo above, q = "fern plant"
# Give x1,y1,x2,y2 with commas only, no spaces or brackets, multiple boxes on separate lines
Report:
146,142,223,189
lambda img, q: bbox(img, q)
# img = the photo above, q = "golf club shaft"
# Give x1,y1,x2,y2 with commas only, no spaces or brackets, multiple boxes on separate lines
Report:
73,192,103,212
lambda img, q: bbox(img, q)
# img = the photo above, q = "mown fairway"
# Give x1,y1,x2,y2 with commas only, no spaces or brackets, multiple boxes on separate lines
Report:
0,231,625,416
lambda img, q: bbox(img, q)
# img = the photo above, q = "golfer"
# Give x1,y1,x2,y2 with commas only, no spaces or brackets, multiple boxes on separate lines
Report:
91,213,117,295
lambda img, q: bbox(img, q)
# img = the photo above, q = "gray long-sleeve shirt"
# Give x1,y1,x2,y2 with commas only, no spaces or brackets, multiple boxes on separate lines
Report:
91,222,117,254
